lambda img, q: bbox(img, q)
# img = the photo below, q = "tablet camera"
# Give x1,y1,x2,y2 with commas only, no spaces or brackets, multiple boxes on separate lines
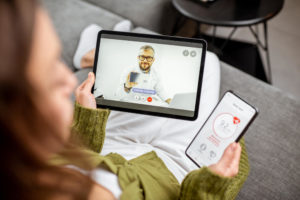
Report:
190,50,197,57
183,50,189,56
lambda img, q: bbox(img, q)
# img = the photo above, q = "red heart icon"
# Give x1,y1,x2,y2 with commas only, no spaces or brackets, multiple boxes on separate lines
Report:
233,116,240,124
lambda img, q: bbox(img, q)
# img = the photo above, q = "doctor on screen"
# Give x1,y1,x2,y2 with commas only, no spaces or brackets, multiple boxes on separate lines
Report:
115,45,172,106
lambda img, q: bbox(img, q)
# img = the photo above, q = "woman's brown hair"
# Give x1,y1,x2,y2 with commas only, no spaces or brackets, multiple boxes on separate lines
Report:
0,0,92,199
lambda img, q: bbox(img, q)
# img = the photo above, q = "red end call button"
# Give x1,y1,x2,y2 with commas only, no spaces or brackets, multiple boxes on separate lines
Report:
147,97,152,102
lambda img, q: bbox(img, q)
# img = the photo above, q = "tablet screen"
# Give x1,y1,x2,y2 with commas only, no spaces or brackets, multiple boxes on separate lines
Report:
93,31,206,120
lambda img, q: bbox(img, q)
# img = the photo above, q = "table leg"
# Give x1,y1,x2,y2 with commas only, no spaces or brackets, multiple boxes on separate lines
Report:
249,23,272,84
264,22,272,84
172,14,186,35
196,21,201,36
212,25,217,46
220,27,237,50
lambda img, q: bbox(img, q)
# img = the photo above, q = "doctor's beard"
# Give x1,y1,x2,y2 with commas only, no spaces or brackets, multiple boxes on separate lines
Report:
140,62,151,72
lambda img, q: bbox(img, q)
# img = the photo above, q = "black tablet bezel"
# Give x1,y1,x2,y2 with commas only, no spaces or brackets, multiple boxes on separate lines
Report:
92,30,207,121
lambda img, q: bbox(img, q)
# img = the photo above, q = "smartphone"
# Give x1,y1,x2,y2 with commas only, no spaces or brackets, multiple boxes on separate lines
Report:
129,72,140,83
186,91,258,167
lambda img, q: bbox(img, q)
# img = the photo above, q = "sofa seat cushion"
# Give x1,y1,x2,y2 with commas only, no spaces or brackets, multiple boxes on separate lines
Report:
84,0,177,34
220,62,300,199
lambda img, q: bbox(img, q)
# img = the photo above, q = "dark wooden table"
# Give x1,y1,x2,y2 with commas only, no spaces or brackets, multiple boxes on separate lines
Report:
172,0,284,83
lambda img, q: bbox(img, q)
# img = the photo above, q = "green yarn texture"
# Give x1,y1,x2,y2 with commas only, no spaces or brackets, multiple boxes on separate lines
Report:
53,103,249,200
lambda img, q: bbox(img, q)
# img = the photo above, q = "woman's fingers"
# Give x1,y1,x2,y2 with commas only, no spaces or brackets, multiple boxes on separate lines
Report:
223,143,241,177
220,143,236,166
77,72,95,91
230,143,241,176
208,142,241,177
75,72,97,109
77,76,88,91
75,72,94,99
84,72,95,91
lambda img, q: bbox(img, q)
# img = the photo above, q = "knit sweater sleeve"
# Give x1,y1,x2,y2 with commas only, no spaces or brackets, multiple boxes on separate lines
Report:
71,102,110,153
179,138,250,200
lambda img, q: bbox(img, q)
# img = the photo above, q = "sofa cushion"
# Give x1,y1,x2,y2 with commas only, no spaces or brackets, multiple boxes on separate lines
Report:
84,0,177,34
42,0,125,70
220,62,300,199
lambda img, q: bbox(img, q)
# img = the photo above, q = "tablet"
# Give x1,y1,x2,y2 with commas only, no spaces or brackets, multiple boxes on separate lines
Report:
92,30,207,120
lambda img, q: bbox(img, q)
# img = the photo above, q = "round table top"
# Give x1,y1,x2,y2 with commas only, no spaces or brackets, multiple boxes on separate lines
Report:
172,0,284,27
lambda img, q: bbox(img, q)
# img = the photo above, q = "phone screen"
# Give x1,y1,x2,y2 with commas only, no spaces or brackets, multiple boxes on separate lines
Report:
186,91,257,167
129,72,139,83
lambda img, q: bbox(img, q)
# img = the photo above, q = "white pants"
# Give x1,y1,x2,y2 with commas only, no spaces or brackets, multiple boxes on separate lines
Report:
100,52,221,183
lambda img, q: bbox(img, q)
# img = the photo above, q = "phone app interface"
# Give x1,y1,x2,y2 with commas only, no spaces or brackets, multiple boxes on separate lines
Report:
187,92,256,166
94,33,204,117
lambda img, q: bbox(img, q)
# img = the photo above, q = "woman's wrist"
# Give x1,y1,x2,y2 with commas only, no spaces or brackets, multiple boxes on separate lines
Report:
72,102,110,153
76,101,97,110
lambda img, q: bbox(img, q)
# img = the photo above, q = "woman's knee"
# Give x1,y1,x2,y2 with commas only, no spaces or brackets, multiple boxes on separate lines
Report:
204,51,220,76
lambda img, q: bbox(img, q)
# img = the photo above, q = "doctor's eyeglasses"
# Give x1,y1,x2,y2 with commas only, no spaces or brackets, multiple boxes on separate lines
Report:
138,55,154,62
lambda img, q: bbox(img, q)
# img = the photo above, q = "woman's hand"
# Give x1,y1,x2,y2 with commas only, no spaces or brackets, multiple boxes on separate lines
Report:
208,142,242,178
75,72,97,109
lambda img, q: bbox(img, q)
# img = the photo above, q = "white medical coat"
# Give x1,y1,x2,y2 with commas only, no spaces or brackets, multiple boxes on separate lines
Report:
115,65,171,106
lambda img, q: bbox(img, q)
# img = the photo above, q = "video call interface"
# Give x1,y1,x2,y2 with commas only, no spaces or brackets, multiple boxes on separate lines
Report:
187,92,256,166
94,34,204,117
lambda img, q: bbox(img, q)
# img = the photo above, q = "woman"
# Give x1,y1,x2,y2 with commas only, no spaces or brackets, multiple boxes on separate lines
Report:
0,0,249,199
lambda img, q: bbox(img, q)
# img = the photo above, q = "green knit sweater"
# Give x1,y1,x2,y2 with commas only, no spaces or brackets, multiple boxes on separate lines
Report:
52,103,250,200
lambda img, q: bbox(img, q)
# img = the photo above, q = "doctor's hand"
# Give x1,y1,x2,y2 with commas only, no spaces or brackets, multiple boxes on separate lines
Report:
165,98,172,104
125,72,138,89
75,72,97,109
208,142,241,177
